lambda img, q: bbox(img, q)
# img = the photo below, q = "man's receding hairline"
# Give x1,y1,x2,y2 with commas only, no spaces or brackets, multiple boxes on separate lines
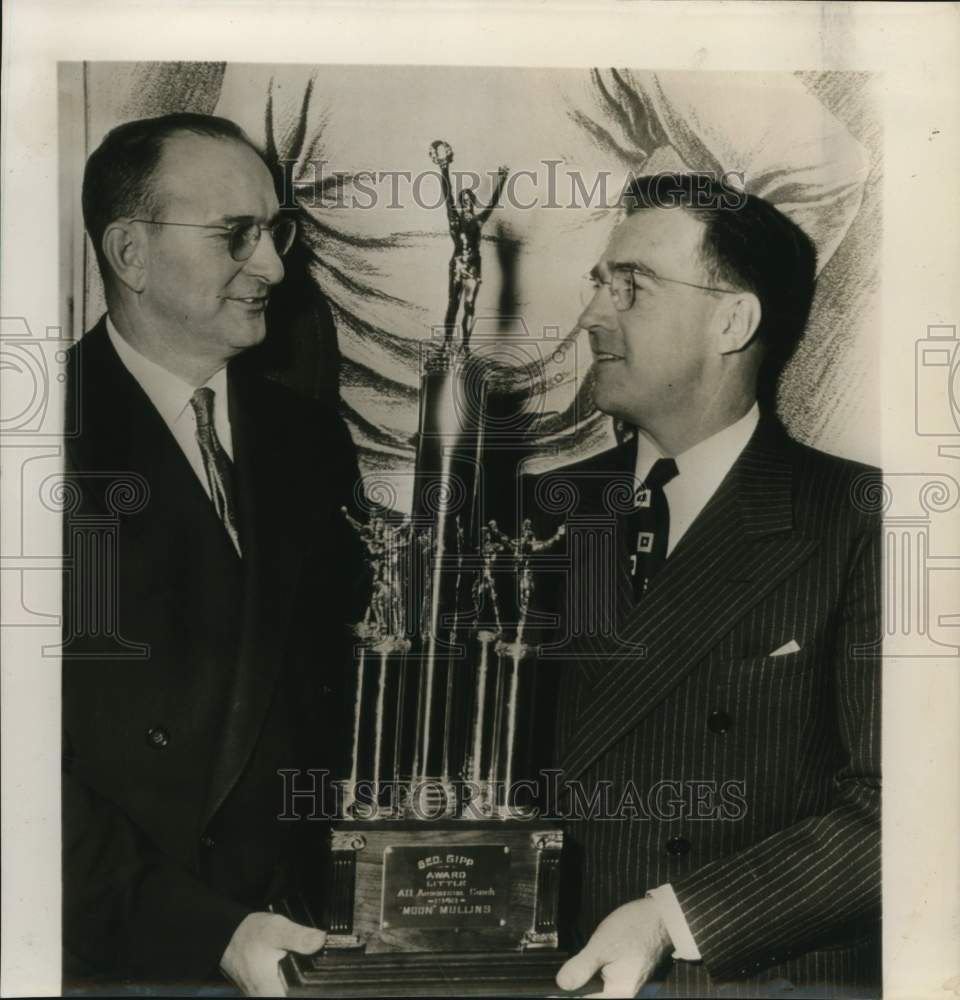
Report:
153,127,265,172
145,129,272,217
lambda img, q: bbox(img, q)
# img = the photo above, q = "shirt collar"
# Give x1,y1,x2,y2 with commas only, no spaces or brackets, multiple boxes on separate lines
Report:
105,315,229,426
634,402,760,492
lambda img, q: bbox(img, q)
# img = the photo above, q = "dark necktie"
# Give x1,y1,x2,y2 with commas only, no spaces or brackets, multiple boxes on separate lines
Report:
626,456,679,601
190,387,241,556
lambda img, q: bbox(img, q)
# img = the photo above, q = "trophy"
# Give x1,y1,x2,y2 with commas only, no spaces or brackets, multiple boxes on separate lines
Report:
280,143,569,996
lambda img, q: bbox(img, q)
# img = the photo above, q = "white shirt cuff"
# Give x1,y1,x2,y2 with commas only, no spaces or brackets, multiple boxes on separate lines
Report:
647,883,702,962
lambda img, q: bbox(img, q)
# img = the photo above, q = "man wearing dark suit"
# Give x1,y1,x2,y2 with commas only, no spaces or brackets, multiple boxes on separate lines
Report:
538,175,881,997
63,114,367,995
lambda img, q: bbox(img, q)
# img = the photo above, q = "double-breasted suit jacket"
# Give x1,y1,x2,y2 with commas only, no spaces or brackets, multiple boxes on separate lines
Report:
530,416,882,996
62,319,368,984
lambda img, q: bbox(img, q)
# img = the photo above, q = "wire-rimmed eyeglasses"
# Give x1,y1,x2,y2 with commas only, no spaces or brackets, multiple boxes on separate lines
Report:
130,217,297,262
580,267,738,312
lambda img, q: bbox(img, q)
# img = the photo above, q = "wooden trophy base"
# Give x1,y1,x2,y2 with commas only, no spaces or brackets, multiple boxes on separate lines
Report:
277,819,585,997
281,948,571,997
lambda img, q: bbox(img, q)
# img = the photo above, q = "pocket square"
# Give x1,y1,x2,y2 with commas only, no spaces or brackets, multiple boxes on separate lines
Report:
769,639,801,657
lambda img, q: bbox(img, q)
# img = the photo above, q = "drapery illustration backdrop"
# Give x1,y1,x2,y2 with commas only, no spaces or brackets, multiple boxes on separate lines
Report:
64,64,880,511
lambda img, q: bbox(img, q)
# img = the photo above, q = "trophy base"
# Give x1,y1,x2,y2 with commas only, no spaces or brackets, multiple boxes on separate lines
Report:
276,818,584,996
281,948,576,997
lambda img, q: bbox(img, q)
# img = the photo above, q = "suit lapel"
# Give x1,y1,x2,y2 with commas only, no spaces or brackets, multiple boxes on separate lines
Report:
201,367,308,824
559,418,819,782
570,438,640,685
68,321,244,558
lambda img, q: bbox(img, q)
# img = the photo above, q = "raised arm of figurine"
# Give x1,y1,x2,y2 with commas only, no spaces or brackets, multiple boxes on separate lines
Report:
430,140,459,233
476,165,510,224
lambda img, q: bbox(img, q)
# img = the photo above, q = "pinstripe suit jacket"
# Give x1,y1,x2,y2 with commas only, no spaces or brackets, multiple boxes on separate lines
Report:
532,416,882,997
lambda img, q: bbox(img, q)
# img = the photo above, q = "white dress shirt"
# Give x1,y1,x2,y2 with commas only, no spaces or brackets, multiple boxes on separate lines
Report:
106,316,234,499
633,402,760,962
635,404,760,556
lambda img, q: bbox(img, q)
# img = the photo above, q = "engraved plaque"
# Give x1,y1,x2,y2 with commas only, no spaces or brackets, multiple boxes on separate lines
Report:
381,844,511,930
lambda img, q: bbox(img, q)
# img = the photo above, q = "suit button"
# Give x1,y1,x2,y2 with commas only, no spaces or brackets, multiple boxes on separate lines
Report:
146,726,169,749
200,835,215,849
665,836,691,857
707,710,733,734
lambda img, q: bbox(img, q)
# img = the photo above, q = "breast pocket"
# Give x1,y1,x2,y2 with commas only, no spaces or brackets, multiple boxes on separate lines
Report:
714,647,821,687
709,648,824,769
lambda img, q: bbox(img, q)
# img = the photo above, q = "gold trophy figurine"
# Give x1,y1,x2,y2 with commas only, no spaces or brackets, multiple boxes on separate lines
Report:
429,140,509,348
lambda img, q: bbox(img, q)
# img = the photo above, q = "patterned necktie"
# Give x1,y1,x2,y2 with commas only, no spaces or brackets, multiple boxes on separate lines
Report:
626,456,679,601
190,387,241,556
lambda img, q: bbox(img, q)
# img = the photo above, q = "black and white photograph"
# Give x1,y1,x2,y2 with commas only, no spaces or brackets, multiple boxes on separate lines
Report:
1,3,958,999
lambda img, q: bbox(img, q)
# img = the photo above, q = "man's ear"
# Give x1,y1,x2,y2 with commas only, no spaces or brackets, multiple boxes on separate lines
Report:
102,221,147,294
715,292,762,356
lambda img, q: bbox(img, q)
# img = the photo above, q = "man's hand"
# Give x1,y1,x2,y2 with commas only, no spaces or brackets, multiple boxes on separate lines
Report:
556,897,671,998
220,912,326,997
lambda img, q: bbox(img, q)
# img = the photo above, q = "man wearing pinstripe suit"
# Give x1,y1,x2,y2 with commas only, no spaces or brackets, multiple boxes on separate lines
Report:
540,175,882,997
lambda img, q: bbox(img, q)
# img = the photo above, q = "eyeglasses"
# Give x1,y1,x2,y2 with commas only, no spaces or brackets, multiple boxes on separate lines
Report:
130,217,297,262
580,267,737,312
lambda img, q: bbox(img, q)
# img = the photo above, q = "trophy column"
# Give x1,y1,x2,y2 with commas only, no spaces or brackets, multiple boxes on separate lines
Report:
280,141,571,997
